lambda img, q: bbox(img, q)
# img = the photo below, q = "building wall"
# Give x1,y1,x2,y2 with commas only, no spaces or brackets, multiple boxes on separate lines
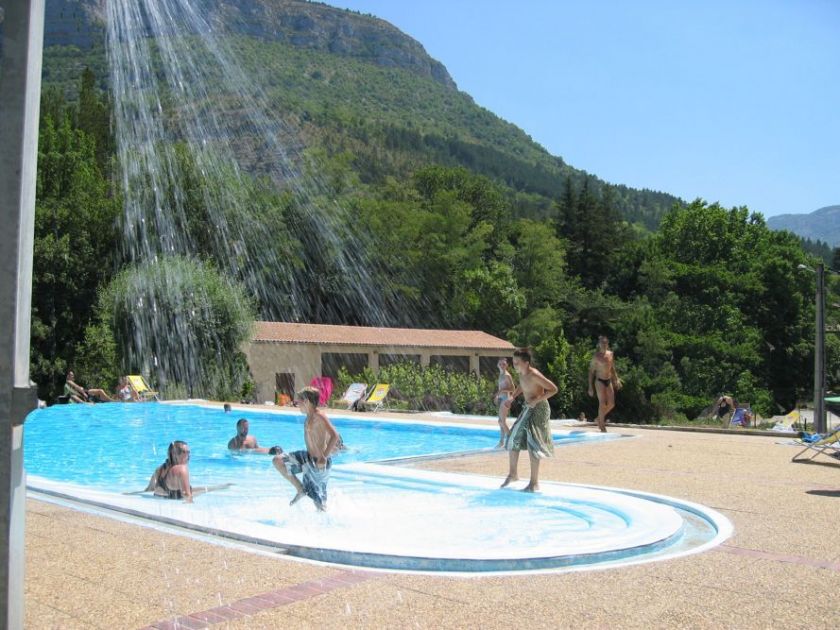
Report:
244,341,512,403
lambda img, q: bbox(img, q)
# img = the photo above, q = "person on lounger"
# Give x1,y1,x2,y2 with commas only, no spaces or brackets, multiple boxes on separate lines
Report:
65,370,113,403
116,376,138,402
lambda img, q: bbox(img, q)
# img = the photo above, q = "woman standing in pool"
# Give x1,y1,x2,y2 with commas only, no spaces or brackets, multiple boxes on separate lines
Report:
588,335,622,432
501,348,558,492
494,358,515,448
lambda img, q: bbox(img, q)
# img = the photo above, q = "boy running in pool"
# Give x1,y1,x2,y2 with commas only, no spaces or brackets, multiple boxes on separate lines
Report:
270,386,340,511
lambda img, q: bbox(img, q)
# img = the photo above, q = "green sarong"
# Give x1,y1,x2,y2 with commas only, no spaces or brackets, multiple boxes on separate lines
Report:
505,399,554,458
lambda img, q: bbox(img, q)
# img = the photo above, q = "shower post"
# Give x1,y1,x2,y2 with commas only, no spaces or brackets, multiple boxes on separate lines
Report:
0,0,45,628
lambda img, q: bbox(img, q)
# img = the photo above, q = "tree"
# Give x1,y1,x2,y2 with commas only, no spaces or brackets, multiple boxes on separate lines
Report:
31,85,120,401
98,257,256,400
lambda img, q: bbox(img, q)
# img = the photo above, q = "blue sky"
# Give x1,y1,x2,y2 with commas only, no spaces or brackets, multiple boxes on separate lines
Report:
324,0,839,218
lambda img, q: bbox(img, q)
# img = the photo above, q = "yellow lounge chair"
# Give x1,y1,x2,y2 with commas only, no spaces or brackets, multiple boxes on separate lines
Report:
127,375,160,402
791,427,840,463
363,383,390,412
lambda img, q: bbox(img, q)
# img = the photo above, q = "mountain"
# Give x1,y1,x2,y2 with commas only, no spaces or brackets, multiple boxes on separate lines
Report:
37,0,683,228
767,205,840,247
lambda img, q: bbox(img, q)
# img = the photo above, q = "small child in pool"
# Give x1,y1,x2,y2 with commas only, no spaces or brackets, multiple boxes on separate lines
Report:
270,387,340,511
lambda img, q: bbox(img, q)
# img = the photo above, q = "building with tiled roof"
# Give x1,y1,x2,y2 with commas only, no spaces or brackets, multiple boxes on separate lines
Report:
245,321,514,403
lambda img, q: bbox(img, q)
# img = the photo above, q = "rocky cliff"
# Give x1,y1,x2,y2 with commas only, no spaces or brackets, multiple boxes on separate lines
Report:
41,0,456,88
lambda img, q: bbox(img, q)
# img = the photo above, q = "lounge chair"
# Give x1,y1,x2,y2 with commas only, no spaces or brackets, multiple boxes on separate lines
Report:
127,375,159,402
791,428,840,463
309,376,333,407
772,409,800,432
730,405,752,427
363,383,390,412
337,383,368,410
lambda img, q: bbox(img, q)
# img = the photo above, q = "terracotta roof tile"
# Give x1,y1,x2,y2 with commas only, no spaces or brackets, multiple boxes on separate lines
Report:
252,321,514,351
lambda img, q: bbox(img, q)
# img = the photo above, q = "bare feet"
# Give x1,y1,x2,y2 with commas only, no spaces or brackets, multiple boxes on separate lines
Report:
500,475,518,488
495,440,505,449
521,483,539,493
289,491,305,506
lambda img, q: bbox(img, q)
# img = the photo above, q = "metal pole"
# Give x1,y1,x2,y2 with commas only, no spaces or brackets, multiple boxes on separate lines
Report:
815,263,826,434
0,1,45,627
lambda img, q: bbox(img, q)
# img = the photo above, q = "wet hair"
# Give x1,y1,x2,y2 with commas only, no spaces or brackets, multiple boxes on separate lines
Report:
236,418,248,429
167,440,189,465
296,386,320,407
223,403,232,412
512,347,533,364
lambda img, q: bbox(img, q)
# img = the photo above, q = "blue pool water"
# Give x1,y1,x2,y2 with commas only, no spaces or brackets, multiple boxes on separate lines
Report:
23,403,610,492
24,403,731,574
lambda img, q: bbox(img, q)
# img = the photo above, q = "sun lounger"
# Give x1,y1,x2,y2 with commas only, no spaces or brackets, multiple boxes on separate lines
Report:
729,407,748,427
363,383,390,412
337,383,368,410
791,428,840,463
127,375,159,401
772,409,800,432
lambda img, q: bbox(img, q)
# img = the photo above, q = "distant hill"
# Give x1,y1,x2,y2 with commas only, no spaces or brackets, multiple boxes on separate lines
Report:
35,0,683,229
767,205,840,247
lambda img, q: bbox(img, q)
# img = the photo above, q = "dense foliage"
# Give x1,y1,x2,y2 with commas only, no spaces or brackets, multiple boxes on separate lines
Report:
97,256,256,401
42,37,680,231
32,62,838,420
31,71,120,400
334,363,497,415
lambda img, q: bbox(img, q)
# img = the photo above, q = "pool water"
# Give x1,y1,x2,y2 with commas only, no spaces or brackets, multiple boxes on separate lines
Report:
23,403,611,492
24,403,731,574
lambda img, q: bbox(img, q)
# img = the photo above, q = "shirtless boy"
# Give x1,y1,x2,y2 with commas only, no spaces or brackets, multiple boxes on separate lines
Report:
271,387,340,511
588,335,622,432
501,347,558,492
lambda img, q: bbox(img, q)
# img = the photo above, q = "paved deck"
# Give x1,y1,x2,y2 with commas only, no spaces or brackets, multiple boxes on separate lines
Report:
24,410,840,629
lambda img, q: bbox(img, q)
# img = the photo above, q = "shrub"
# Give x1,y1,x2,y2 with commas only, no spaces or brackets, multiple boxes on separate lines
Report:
97,256,255,400
335,362,496,414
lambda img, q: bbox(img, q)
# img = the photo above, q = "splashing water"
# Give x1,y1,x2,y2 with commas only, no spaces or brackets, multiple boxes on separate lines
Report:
105,0,401,392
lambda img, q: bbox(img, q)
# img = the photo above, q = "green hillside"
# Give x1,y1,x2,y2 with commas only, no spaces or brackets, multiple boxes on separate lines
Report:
29,0,835,423
39,0,681,229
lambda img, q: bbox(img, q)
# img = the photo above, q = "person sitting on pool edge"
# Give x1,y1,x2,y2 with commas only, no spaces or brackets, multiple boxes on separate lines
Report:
228,418,270,453
270,386,340,511
64,370,113,403
145,441,193,502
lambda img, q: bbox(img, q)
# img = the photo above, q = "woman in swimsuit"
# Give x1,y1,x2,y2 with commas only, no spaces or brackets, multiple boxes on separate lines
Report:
116,376,138,402
588,335,622,432
495,358,515,448
145,441,193,502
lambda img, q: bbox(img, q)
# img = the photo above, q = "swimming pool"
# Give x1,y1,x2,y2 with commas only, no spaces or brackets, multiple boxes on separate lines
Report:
24,403,731,574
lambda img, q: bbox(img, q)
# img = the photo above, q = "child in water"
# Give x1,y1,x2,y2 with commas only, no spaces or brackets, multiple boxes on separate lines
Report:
270,387,340,511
